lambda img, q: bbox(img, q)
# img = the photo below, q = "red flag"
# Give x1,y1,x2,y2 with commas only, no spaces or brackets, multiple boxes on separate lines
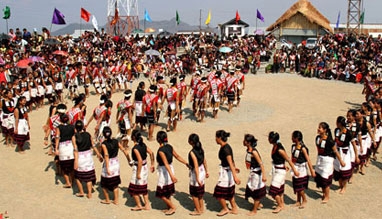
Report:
111,8,119,26
81,8,91,22
235,10,240,24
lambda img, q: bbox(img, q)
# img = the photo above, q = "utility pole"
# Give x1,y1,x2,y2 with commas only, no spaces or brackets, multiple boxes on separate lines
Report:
347,0,362,35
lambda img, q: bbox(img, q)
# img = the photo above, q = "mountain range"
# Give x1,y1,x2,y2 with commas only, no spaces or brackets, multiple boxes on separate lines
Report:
52,18,218,36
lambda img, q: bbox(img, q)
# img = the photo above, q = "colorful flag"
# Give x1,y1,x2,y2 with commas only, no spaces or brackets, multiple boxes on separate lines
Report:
92,16,99,31
176,10,180,25
111,8,119,26
235,10,240,24
205,10,211,25
3,6,10,19
336,11,340,29
360,10,365,24
257,9,264,22
144,9,152,22
81,8,91,22
52,8,66,25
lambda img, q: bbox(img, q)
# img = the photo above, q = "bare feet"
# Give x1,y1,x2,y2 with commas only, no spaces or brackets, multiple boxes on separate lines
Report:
217,209,229,217
294,202,301,207
62,184,71,188
246,211,257,216
100,200,110,204
272,206,283,214
189,211,201,216
165,208,176,215
299,201,307,209
143,205,151,210
131,206,143,211
86,194,92,199
75,193,85,197
112,200,119,205
321,199,329,204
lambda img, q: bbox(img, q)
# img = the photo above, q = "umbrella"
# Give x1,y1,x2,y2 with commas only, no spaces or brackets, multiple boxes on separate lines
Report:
145,28,156,33
52,50,68,56
219,46,232,53
254,29,265,35
16,59,33,68
0,33,11,40
144,49,161,56
29,56,44,62
44,38,61,45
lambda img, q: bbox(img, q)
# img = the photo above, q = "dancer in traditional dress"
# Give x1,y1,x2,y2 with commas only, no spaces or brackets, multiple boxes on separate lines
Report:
187,133,209,216
314,122,343,203
1,89,15,147
134,81,147,131
213,130,240,216
224,69,237,113
176,75,187,121
67,96,83,125
73,120,103,198
333,116,354,194
243,134,266,216
142,85,158,141
268,131,299,213
194,77,209,122
165,78,179,131
155,131,188,215
127,130,155,211
55,114,75,188
116,90,134,148
346,109,360,184
209,71,223,119
355,109,376,175
290,130,315,208
100,126,131,205
85,95,108,144
13,96,30,153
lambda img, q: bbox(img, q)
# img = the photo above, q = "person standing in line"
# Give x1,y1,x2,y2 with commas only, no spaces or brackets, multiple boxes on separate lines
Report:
72,120,103,198
268,131,299,213
128,130,155,211
155,131,188,216
1,89,15,147
133,81,147,131
55,114,75,188
13,96,30,153
333,116,354,194
99,126,132,205
314,122,344,203
213,130,240,216
187,133,209,216
142,85,158,141
243,134,266,216
290,130,315,208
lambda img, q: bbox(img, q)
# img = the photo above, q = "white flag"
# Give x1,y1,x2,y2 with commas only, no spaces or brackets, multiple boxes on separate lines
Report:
92,15,98,31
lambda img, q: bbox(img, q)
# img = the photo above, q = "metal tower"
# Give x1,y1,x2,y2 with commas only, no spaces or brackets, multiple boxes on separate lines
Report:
346,0,362,35
106,0,139,36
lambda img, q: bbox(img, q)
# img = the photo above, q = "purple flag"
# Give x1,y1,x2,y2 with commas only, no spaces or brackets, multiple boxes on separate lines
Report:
257,9,264,22
52,8,66,25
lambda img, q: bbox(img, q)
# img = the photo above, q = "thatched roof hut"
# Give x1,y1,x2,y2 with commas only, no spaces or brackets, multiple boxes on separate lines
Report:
266,0,333,43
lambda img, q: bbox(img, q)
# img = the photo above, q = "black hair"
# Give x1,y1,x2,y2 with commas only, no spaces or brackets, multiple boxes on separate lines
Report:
138,81,145,90
347,109,357,118
244,134,258,148
102,126,112,140
156,131,168,144
336,116,347,128
216,130,230,142
16,96,26,108
132,129,143,144
319,122,334,144
362,102,372,112
124,89,132,100
188,133,203,152
268,131,280,144
75,120,84,132
60,114,69,124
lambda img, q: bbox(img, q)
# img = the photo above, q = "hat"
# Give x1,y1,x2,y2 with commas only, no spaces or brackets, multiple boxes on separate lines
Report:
149,85,157,93
201,77,207,83
228,66,235,73
179,75,185,81
100,95,108,104
56,103,67,114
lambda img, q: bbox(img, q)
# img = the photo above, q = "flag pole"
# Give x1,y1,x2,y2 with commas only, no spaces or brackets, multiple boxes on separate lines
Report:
6,20,8,34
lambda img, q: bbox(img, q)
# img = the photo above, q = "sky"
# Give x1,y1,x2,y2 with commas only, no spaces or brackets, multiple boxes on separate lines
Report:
0,0,381,33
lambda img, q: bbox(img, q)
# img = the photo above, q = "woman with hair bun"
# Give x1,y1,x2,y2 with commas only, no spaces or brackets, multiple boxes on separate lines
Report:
213,130,240,216
243,134,266,216
268,131,299,213
188,133,209,216
290,130,315,208
155,130,188,215
315,122,343,203
128,129,155,211
72,120,102,198
100,126,131,205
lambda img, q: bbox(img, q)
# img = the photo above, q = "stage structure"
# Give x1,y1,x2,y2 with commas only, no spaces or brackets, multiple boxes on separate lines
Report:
346,0,362,35
106,0,139,36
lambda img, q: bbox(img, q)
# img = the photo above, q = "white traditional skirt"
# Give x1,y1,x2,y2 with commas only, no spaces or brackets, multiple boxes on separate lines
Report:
246,167,265,191
315,155,334,179
189,164,206,187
